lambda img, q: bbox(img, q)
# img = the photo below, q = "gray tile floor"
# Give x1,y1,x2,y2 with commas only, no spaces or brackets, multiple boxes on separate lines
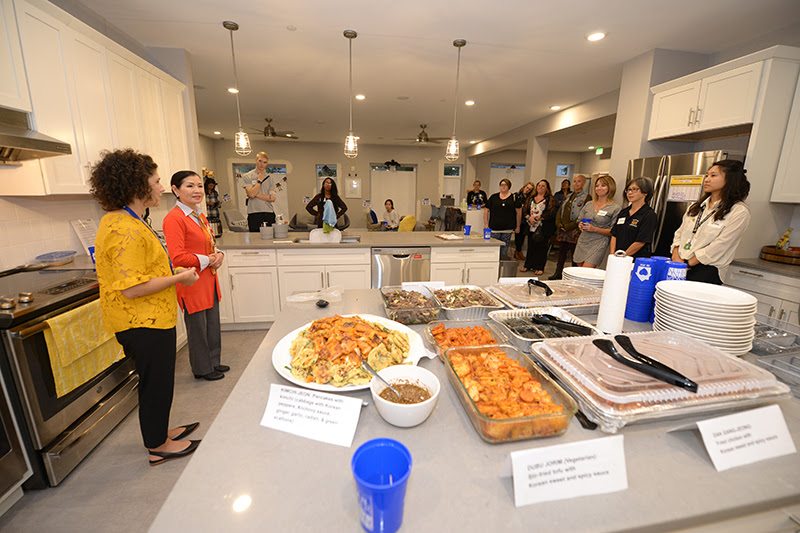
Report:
0,329,267,533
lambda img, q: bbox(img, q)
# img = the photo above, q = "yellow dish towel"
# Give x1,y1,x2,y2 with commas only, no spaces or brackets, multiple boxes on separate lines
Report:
44,300,125,398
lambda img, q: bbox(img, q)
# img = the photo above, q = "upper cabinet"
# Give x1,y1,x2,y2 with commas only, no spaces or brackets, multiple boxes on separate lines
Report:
0,0,190,196
771,71,800,203
649,62,763,140
0,0,30,111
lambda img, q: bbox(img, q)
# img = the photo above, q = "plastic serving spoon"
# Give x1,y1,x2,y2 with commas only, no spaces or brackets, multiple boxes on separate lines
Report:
592,338,699,393
527,278,553,296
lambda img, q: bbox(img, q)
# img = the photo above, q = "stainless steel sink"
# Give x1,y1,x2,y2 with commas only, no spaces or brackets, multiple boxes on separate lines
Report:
292,235,361,244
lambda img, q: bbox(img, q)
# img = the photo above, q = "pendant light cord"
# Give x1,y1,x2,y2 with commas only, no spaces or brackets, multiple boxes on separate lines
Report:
348,36,354,133
451,46,461,137
230,30,243,129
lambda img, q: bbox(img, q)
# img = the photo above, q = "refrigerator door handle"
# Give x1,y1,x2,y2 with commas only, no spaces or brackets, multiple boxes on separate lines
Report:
652,156,671,253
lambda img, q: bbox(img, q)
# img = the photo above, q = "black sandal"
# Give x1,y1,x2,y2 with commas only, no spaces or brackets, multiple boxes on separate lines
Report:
172,422,199,441
149,440,201,466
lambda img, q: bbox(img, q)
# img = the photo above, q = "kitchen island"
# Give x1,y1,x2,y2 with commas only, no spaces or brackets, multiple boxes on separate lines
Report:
151,290,800,532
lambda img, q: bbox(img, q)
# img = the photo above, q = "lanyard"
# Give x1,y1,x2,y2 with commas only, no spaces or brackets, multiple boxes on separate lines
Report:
683,203,717,250
122,206,174,273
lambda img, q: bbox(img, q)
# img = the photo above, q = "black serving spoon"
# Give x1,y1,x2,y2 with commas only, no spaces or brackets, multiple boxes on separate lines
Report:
592,338,698,393
530,314,594,336
527,278,553,297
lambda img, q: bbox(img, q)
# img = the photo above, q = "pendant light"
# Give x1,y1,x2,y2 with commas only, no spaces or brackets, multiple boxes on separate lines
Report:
445,39,466,162
224,21,251,156
343,30,358,159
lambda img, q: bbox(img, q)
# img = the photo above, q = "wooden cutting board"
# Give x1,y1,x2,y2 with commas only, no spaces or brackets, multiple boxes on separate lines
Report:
761,246,800,265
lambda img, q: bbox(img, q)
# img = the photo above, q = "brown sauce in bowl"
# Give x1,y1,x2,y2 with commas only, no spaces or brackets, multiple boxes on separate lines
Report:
379,380,432,404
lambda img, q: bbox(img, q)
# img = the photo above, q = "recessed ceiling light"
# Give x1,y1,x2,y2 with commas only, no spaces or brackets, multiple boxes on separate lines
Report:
550,105,561,110
587,32,606,42
396,96,409,100
286,25,297,32
213,131,221,135
465,100,475,106
469,140,477,144
227,87,239,94
355,94,366,100
316,119,325,124
588,146,595,149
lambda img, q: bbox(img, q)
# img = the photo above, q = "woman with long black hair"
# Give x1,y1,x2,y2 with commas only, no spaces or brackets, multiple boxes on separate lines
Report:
520,180,557,275
671,159,751,284
305,177,348,228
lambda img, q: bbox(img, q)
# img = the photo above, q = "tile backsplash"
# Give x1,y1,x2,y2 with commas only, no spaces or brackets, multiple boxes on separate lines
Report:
0,195,173,270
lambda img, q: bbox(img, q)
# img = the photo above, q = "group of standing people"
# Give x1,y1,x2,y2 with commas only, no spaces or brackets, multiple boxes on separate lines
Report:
91,149,233,467
481,157,750,286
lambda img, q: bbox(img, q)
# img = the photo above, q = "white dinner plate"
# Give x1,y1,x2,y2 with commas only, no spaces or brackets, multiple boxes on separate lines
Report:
654,293,757,315
653,317,755,341
652,320,754,346
655,280,757,307
563,267,606,281
653,302,757,324
271,314,433,392
653,306,756,330
652,323,753,354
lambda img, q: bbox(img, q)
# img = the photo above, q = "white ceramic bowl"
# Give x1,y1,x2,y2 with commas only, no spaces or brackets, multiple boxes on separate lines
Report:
370,365,440,428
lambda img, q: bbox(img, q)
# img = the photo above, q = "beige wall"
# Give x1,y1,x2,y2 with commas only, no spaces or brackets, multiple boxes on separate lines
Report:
207,139,457,229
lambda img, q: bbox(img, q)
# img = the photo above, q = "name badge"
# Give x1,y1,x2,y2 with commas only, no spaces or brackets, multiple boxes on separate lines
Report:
616,218,625,225
597,210,607,216
709,222,723,229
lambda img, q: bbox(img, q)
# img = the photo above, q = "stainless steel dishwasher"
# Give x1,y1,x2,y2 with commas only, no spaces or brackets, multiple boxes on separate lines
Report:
371,247,431,288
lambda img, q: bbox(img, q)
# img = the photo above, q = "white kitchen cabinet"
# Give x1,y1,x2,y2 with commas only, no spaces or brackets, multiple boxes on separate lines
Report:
724,263,800,326
160,80,190,177
0,0,31,111
136,70,169,171
277,248,371,307
15,1,86,193
216,260,234,325
106,50,143,152
430,246,499,286
649,62,763,140
224,249,279,324
229,266,280,323
771,71,800,202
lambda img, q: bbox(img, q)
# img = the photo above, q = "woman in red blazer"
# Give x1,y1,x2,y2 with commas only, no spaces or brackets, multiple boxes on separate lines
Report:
163,171,228,381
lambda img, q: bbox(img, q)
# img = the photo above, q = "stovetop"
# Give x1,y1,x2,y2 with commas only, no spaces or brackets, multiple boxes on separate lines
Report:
0,269,98,328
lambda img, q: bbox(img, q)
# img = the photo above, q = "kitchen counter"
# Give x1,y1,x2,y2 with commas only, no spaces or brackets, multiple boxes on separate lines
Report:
216,229,503,249
151,290,800,532
730,258,799,277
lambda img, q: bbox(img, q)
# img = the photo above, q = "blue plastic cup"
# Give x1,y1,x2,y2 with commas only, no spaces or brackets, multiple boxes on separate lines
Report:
630,257,657,286
664,261,688,281
581,218,591,224
483,228,491,240
650,256,670,281
352,439,412,533
463,225,471,236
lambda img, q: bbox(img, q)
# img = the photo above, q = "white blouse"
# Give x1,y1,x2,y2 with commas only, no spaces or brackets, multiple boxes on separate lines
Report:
671,199,751,269
383,209,400,228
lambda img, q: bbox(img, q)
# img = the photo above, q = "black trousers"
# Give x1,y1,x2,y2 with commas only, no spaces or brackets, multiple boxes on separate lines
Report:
247,212,276,232
115,327,176,449
515,223,528,252
686,264,722,285
524,233,551,271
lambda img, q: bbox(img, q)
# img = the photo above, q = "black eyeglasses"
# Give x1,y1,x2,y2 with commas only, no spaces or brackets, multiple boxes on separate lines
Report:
626,187,641,193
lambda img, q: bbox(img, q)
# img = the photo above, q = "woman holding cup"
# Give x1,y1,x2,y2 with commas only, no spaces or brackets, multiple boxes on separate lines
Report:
670,160,751,284
574,175,622,268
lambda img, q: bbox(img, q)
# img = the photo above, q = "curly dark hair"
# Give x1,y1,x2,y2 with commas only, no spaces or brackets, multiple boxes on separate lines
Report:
90,149,158,211
687,159,750,221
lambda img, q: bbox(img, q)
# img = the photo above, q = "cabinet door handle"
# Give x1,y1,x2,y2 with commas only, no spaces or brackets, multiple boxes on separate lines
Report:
779,308,786,320
459,249,476,253
241,251,261,255
320,272,324,287
326,272,330,287
768,306,775,317
687,108,694,126
694,107,702,124
466,269,470,284
737,269,763,278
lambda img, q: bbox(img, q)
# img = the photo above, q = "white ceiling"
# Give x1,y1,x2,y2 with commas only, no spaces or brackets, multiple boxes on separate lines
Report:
77,0,800,151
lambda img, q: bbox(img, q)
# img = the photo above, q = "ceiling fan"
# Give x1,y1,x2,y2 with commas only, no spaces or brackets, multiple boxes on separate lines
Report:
395,124,449,145
249,118,299,140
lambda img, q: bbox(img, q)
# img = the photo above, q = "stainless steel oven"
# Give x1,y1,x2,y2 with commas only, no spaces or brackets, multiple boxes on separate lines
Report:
0,270,138,487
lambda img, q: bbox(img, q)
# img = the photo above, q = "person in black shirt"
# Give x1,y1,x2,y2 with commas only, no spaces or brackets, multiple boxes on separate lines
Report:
484,178,521,258
466,180,487,207
610,177,657,258
553,179,571,210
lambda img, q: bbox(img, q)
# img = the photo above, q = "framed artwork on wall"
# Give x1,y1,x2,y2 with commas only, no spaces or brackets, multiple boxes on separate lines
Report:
345,174,362,198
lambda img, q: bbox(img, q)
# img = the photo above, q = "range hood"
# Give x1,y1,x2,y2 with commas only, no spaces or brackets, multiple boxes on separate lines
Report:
0,108,71,163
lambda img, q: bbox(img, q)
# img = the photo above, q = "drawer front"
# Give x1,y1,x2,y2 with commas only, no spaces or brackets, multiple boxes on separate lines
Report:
225,249,277,267
725,265,800,302
431,246,498,264
277,248,370,266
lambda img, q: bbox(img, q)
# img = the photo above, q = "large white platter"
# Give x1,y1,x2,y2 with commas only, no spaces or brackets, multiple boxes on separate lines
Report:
655,280,757,307
272,314,432,392
654,302,757,324
653,318,755,343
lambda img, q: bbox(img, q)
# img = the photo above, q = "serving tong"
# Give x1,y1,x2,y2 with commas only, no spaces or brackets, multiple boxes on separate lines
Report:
529,314,594,336
592,335,698,393
527,278,553,297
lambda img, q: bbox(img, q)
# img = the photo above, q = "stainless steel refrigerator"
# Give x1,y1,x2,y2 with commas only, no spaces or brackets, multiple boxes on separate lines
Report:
625,150,745,257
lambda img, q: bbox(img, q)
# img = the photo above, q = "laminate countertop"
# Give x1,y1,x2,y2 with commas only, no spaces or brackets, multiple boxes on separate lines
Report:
216,229,502,249
151,290,800,532
730,258,800,278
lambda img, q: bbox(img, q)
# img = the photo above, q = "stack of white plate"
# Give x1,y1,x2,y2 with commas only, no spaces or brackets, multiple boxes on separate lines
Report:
653,280,757,356
563,267,605,288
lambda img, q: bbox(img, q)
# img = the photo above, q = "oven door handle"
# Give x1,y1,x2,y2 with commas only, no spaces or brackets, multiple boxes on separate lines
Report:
9,294,99,340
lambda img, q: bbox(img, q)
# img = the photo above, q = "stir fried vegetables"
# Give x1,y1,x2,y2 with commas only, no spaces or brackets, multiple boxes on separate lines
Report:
448,348,563,419
289,315,410,386
434,288,496,308
430,323,497,350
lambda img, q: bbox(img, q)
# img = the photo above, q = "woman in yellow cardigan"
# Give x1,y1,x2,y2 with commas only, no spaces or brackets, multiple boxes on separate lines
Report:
91,149,201,466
